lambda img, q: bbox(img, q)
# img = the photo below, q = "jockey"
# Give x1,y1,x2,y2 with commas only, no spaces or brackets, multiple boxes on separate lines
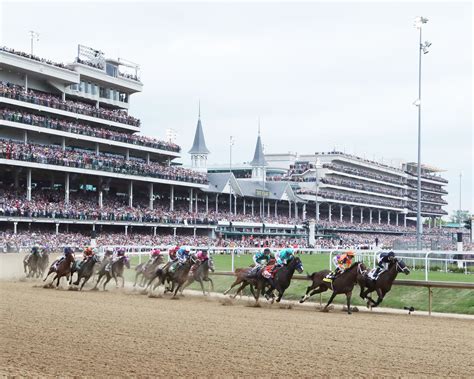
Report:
195,250,209,263
169,247,190,273
54,247,74,269
168,246,179,262
31,244,40,256
370,251,396,281
249,248,273,277
82,247,94,262
323,251,355,282
275,248,295,266
106,248,126,271
143,248,162,271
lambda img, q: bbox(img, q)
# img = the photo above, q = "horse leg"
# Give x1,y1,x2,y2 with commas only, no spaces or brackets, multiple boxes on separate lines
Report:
133,272,140,287
370,288,385,308
103,274,112,291
207,277,214,293
198,279,206,296
122,275,125,288
232,282,247,299
223,278,242,295
80,275,91,291
300,285,325,303
55,274,61,288
345,291,353,315
322,291,337,312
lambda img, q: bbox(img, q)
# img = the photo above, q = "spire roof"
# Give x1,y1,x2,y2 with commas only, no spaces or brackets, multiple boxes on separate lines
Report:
188,106,210,155
250,127,267,167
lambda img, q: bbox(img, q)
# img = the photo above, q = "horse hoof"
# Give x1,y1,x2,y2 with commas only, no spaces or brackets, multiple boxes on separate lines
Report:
90,287,98,291
321,308,329,313
347,312,352,315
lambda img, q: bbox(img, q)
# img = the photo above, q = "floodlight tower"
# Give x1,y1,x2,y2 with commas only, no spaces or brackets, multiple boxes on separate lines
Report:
414,16,431,250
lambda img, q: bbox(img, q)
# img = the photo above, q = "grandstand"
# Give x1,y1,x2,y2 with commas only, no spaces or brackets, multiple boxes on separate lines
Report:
0,44,466,252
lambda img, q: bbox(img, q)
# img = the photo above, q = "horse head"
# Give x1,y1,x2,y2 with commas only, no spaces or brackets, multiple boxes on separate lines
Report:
395,259,410,275
123,256,131,269
290,256,304,274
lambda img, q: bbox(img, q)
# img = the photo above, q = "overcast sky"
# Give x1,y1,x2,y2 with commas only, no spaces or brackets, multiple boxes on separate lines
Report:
1,1,472,216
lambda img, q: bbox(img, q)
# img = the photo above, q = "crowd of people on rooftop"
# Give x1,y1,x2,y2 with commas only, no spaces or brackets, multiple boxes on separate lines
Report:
0,81,140,127
322,162,404,185
0,107,180,153
320,176,404,197
0,140,207,184
1,46,72,71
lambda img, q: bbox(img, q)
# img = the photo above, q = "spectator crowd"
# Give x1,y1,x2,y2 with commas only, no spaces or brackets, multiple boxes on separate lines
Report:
1,81,140,127
0,107,180,153
0,139,207,184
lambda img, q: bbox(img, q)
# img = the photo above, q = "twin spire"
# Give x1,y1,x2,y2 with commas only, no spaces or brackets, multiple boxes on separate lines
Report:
189,103,267,168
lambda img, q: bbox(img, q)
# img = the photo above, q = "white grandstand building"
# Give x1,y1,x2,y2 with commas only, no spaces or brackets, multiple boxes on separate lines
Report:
0,44,452,249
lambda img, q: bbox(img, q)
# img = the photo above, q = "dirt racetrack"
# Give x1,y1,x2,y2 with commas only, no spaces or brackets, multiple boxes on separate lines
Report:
1,280,473,378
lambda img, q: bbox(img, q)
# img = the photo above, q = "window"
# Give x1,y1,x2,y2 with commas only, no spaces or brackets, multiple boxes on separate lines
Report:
106,63,118,78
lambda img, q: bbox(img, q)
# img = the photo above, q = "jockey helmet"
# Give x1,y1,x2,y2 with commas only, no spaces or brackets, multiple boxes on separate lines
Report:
84,247,93,254
185,247,191,253
152,249,161,256
64,247,73,255
263,248,271,255
346,251,355,257
117,248,125,254
32,246,39,253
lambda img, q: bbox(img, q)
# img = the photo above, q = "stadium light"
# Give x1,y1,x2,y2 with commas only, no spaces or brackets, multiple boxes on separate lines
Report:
28,30,39,55
229,136,234,214
414,16,430,250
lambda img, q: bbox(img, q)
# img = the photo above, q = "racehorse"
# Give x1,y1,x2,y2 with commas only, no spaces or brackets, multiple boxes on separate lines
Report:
300,262,365,314
357,258,410,308
93,255,130,291
265,256,304,303
24,250,48,278
182,256,215,295
133,255,165,287
150,258,194,298
43,252,76,287
224,257,304,303
70,255,101,291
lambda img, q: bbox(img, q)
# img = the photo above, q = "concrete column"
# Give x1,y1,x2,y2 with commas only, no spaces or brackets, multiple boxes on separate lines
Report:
195,192,199,213
428,218,432,229
128,181,133,208
251,200,254,216
23,130,28,144
62,137,66,151
62,92,66,101
189,188,193,213
378,210,381,224
170,185,174,211
125,148,130,160
303,204,307,220
13,222,18,234
99,191,103,208
26,169,32,201
153,226,157,237
340,205,343,222
216,194,219,213
146,153,150,164
288,201,292,218
275,201,278,217
294,202,298,219
328,204,332,223
24,74,28,92
95,143,100,156
387,211,391,225
193,228,197,237
173,227,177,238
206,194,209,214
65,173,70,205
234,196,237,215
14,169,19,189
267,201,270,217
316,202,320,221
369,209,373,224
360,208,363,223
92,224,96,231
55,223,59,235
125,225,128,236
404,214,407,227
243,198,246,215
396,213,399,226
149,183,154,210
350,207,354,223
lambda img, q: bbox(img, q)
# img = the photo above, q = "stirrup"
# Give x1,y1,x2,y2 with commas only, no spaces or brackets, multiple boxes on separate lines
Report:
323,277,332,283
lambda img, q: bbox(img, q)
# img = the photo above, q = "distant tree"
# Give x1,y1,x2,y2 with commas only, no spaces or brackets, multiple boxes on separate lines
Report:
450,210,471,224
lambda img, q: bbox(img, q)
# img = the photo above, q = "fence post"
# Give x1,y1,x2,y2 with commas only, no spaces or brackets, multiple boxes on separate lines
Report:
231,248,235,272
428,286,433,316
425,251,431,281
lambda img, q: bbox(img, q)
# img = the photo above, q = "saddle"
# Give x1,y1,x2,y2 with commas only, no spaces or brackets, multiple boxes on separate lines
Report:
262,264,279,279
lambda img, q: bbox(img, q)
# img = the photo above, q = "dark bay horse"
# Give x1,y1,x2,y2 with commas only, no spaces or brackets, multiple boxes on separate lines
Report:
134,256,165,287
93,255,130,291
70,255,101,291
300,262,365,314
150,258,194,298
24,250,49,278
182,257,215,295
224,257,304,303
43,252,76,287
358,258,410,308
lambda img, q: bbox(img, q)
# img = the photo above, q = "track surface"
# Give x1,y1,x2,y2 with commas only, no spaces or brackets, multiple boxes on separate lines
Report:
1,280,473,377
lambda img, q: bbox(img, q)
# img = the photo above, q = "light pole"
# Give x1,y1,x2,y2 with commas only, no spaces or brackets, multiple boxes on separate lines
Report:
314,155,321,222
459,171,462,217
29,31,39,55
414,16,431,250
229,136,234,214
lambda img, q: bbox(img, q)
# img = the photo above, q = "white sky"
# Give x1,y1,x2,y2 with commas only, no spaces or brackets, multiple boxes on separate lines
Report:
0,0,472,216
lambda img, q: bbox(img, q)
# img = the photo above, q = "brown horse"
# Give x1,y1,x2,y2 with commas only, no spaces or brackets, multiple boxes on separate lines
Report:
300,262,365,315
43,252,76,287
134,256,165,287
223,267,262,299
182,257,215,295
357,258,410,308
150,258,194,298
